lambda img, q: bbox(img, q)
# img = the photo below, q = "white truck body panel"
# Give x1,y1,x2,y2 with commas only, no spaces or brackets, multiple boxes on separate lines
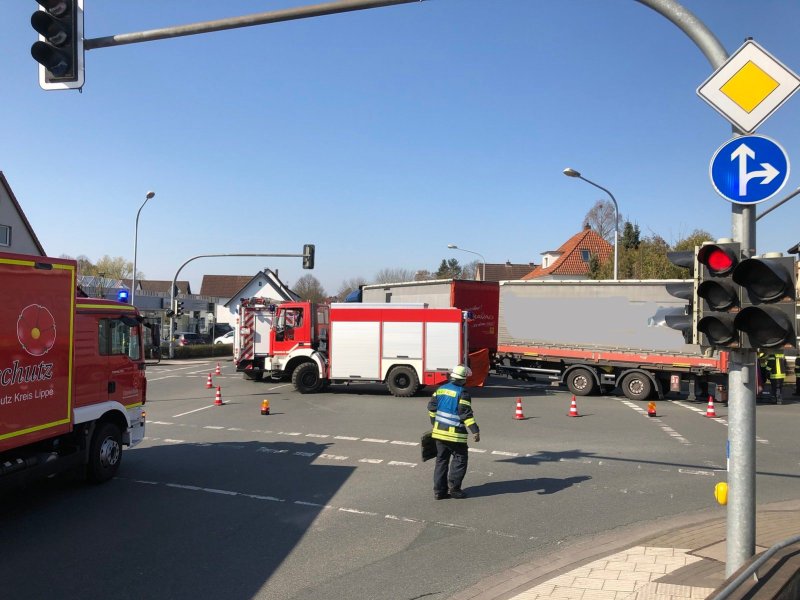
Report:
425,322,461,371
330,321,380,379
499,279,700,355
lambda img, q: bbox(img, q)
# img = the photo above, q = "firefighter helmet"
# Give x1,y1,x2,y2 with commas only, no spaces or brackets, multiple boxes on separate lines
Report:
451,365,471,381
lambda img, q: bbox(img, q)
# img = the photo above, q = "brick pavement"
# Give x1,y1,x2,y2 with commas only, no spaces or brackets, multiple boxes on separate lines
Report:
452,500,800,600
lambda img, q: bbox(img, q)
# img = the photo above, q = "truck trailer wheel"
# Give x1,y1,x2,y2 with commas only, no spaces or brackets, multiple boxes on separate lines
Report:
292,362,323,393
386,366,420,397
621,372,653,401
87,422,123,483
566,368,596,396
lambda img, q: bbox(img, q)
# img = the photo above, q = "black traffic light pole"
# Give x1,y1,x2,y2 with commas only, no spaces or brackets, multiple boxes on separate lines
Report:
168,249,313,358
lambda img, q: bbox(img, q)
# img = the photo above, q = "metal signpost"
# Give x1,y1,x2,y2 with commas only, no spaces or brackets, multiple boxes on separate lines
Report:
698,40,800,576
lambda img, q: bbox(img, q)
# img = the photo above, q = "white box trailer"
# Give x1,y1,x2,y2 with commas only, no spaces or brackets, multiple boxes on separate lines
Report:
496,280,728,401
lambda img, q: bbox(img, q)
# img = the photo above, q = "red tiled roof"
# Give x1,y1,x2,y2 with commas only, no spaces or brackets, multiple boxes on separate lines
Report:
522,227,612,279
200,275,253,298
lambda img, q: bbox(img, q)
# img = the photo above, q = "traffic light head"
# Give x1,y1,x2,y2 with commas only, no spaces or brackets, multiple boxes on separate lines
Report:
175,300,185,317
30,0,84,90
696,241,741,349
303,244,315,269
664,250,696,344
732,253,797,349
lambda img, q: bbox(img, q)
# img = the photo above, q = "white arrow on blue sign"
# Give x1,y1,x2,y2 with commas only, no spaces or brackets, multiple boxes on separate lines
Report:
709,135,790,204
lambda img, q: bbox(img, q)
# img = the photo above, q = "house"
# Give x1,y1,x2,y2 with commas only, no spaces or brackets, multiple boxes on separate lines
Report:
204,270,299,327
0,172,45,256
522,225,612,280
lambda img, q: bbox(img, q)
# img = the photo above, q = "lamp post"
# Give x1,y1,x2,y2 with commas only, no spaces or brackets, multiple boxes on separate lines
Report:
132,191,156,306
563,168,619,281
447,243,486,280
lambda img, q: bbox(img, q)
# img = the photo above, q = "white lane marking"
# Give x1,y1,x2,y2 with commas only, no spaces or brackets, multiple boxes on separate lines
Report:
620,400,691,446
390,440,418,446
492,451,518,457
151,421,174,425
203,425,225,430
294,451,316,457
163,439,184,444
388,461,417,468
279,432,303,436
672,400,770,444
319,454,348,461
334,436,359,441
257,447,289,454
172,405,215,418
468,448,486,453
305,433,329,438
362,438,388,443
339,507,378,516
679,468,716,476
227,428,244,432
359,458,383,464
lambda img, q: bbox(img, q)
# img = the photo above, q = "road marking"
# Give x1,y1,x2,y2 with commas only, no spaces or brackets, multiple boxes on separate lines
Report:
203,425,225,430
172,406,214,418
620,400,691,445
362,438,388,443
390,440,417,446
672,400,770,444
359,458,383,464
334,435,359,441
388,461,417,467
163,439,184,444
319,454,348,461
305,433,329,438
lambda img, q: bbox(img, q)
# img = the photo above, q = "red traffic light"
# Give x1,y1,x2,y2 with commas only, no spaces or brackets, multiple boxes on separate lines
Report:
697,244,738,276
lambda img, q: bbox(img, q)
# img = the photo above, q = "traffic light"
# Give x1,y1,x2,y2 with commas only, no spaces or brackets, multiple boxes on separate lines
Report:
303,244,315,269
732,253,797,349
30,0,84,90
696,241,742,349
116,289,129,303
175,300,185,317
665,250,696,344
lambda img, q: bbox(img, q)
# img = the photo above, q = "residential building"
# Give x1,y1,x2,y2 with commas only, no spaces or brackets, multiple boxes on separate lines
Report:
0,172,45,256
523,225,612,280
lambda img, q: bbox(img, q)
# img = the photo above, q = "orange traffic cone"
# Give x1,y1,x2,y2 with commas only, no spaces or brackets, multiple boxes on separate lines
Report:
214,386,223,406
260,399,270,415
215,362,221,375
647,401,657,417
568,396,580,417
705,395,717,418
206,373,213,389
513,398,525,420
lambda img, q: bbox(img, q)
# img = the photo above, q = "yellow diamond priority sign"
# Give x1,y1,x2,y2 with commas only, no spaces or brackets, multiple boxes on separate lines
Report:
697,40,800,133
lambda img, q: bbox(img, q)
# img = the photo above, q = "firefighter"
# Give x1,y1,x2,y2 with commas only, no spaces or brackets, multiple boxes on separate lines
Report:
428,365,480,500
760,352,787,404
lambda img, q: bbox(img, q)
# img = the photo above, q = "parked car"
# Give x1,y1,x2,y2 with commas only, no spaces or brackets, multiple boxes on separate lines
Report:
214,330,234,345
170,332,206,346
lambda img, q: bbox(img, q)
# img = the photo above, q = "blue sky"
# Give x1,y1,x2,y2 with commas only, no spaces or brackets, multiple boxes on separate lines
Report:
2,1,799,295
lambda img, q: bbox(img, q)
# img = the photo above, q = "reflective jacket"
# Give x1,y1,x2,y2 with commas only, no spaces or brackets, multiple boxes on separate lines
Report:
428,381,479,443
765,353,786,380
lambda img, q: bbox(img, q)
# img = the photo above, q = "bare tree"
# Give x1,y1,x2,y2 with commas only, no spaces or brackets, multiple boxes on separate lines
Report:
373,268,415,284
292,274,327,303
583,200,621,244
336,276,367,301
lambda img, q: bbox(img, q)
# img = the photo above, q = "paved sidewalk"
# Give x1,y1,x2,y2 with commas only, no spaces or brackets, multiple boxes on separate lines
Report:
452,499,800,600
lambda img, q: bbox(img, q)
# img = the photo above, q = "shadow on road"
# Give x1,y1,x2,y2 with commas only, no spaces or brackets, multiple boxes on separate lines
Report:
0,439,354,600
467,475,591,497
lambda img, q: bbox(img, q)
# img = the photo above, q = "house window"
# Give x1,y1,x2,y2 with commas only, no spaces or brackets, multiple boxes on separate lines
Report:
580,250,591,262
0,225,10,246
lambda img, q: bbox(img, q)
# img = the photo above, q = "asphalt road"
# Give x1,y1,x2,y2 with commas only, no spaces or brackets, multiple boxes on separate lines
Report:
2,359,798,600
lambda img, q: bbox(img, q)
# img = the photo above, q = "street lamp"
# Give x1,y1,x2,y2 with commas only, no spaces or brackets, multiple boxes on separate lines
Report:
447,243,486,280
563,168,619,281
132,190,155,306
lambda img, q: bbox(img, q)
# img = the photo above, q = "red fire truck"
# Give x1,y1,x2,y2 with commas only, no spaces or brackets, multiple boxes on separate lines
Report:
0,252,149,489
235,300,466,396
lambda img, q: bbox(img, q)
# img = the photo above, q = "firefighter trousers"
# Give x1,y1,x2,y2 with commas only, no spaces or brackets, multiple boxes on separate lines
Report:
434,439,468,493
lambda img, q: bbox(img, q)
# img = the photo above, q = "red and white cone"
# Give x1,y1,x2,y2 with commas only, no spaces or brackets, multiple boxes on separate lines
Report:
513,398,525,420
206,373,213,389
214,386,223,406
215,362,221,375
705,395,717,418
568,396,580,417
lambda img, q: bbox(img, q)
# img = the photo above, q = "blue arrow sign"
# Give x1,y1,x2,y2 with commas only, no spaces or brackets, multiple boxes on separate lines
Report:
710,135,790,204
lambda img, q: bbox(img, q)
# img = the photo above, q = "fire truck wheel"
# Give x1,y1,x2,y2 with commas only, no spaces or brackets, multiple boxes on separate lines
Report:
87,422,123,483
292,362,323,393
387,366,420,397
621,372,653,401
566,368,596,396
